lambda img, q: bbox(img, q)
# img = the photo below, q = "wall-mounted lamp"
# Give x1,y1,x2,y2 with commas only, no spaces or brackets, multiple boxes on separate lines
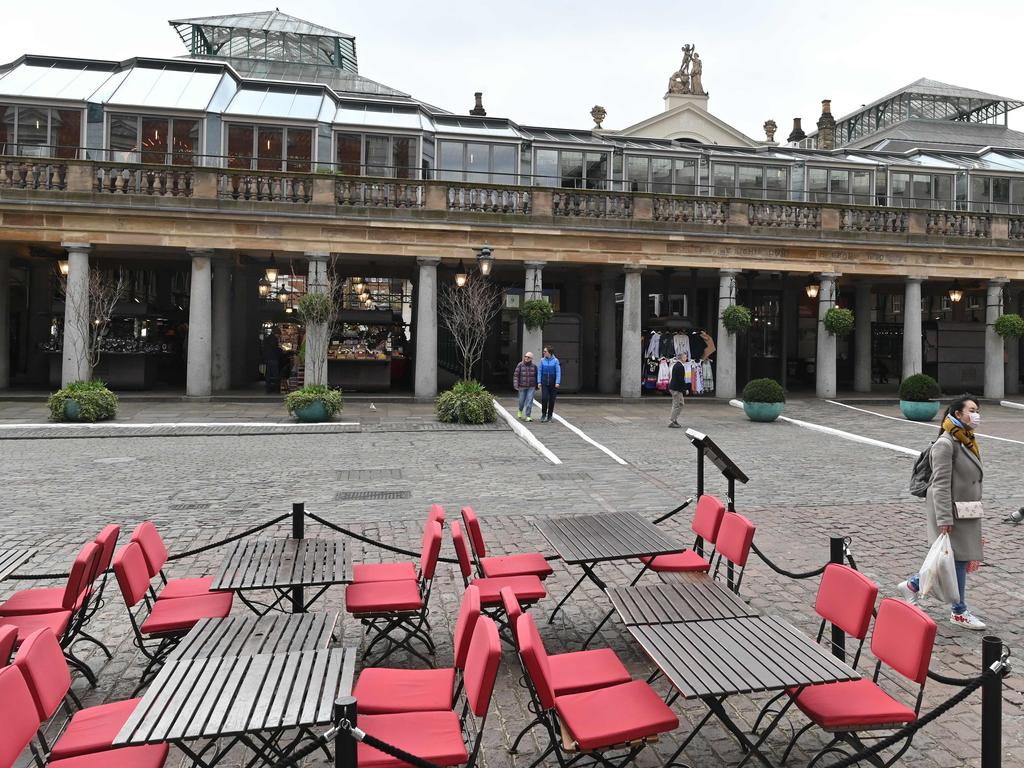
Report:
455,260,468,288
265,255,279,283
947,280,963,303
476,243,494,277
804,277,820,299
57,259,70,276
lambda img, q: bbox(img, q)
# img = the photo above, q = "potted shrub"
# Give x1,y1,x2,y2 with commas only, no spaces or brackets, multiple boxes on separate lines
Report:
520,298,553,331
286,384,343,423
741,378,785,422
824,306,855,337
994,313,1024,339
722,305,752,335
899,373,941,421
47,380,118,423
436,380,497,424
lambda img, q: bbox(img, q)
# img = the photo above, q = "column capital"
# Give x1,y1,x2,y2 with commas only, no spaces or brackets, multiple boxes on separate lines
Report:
60,242,91,254
818,272,842,281
988,277,1010,286
416,256,441,267
304,251,330,261
524,261,547,270
623,264,645,274
186,248,215,259
905,275,927,283
718,268,743,276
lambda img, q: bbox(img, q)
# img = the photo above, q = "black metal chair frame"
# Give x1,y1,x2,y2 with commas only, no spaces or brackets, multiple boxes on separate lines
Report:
353,569,437,668
118,589,190,696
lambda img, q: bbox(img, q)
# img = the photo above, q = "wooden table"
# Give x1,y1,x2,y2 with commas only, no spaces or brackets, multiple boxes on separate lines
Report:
114,646,356,768
608,573,759,625
0,547,36,582
628,615,860,768
169,612,340,661
211,538,350,614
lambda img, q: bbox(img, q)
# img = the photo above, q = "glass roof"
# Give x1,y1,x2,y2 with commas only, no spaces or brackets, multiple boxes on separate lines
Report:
105,65,227,111
224,86,328,120
0,61,116,102
433,117,521,138
334,104,427,130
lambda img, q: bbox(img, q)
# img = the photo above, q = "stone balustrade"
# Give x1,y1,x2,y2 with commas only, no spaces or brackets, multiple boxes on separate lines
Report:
446,184,530,214
337,178,423,208
839,206,909,233
94,164,193,196
926,211,991,238
652,196,728,224
748,202,821,228
552,189,633,218
218,172,313,203
1,159,67,190
1009,218,1024,240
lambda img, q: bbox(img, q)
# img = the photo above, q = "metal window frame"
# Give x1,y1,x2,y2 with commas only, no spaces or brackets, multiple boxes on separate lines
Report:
0,102,87,157
332,129,423,178
436,137,522,184
220,120,316,171
530,143,611,190
104,110,205,165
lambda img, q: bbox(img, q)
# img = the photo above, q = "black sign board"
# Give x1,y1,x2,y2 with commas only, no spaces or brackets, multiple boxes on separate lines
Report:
685,428,748,512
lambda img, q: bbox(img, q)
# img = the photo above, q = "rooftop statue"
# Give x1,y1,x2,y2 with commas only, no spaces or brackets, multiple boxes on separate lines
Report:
667,44,706,96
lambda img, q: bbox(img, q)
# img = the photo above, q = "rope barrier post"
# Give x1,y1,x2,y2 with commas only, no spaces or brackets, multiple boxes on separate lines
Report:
334,695,358,768
291,502,305,614
829,535,846,662
981,635,1003,768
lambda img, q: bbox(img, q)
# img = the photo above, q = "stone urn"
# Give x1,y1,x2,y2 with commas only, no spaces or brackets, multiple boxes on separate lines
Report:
743,401,785,423
900,400,941,422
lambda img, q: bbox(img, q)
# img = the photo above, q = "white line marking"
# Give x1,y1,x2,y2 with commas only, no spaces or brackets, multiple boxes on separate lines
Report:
1001,400,1024,411
532,399,628,465
0,421,360,430
493,399,561,465
826,400,1024,447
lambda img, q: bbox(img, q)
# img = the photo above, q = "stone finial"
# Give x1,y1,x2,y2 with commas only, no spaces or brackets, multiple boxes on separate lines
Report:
763,119,777,142
469,92,486,117
591,105,607,129
787,117,806,143
817,99,836,150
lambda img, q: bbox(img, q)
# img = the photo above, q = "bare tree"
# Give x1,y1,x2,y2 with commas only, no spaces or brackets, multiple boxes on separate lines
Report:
439,274,502,381
60,267,129,375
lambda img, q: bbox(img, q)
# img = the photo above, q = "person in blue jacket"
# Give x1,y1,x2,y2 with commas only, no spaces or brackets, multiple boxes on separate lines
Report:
538,346,561,422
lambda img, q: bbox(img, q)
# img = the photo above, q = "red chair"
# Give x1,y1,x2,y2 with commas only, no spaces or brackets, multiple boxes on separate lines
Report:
780,598,937,767
459,506,553,580
515,612,679,767
0,626,16,668
353,584,480,714
353,505,446,584
112,542,233,693
357,615,501,768
710,511,756,594
639,494,725,573
0,663,167,768
345,520,443,667
0,536,109,616
130,522,219,600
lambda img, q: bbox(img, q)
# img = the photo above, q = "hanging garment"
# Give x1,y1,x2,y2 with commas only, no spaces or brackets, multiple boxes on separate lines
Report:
702,359,714,392
656,359,671,391
644,358,659,390
673,333,691,360
660,334,675,358
645,331,662,359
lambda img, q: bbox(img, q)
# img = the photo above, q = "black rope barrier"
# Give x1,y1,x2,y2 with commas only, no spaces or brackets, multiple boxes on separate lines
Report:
749,541,827,580
271,727,338,768
351,726,444,768
927,668,987,686
305,510,460,565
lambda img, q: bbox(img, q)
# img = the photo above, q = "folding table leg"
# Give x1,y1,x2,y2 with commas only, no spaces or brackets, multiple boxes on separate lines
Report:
735,690,800,768
702,696,776,768
547,569,590,623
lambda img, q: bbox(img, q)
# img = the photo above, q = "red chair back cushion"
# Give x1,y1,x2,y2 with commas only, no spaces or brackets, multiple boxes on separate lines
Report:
0,666,41,768
692,495,726,542
420,520,443,581
93,524,121,575
499,586,522,638
460,507,487,559
816,564,878,640
131,521,169,578
453,585,481,671
449,522,474,580
0,626,17,668
113,542,152,608
871,598,937,685
13,628,70,720
462,616,501,718
716,513,755,567
516,613,556,710
63,541,101,611
428,504,446,524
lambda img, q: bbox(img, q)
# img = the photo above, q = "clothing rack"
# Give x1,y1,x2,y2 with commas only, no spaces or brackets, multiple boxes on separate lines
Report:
640,328,714,395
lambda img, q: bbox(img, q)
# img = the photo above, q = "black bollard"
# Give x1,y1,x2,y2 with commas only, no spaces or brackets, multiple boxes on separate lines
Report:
981,635,1002,768
291,502,305,613
334,695,358,768
829,535,846,662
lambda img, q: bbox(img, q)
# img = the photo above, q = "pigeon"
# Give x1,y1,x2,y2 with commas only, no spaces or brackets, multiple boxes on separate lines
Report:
369,403,377,411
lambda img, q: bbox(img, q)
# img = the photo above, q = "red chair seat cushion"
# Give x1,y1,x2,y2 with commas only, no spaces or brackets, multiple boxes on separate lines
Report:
48,744,169,768
548,649,631,696
555,680,679,751
640,549,710,573
157,576,215,600
354,667,456,714
480,553,554,580
358,711,468,767
470,575,546,606
139,592,232,636
346,580,422,614
0,587,92,616
794,679,918,730
0,610,72,643
50,698,141,760
353,562,418,583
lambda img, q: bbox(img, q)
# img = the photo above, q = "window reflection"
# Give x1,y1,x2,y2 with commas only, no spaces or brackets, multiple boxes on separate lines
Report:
171,119,198,166
335,132,420,178
437,139,521,184
287,129,312,172
141,118,168,165
227,124,253,169
531,148,607,189
257,127,283,171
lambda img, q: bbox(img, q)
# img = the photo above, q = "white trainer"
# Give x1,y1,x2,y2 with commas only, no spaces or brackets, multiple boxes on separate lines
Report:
897,581,920,607
950,611,986,630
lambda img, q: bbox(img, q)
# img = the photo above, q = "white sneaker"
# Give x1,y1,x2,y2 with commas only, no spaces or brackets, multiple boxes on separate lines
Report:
897,581,920,607
950,611,986,630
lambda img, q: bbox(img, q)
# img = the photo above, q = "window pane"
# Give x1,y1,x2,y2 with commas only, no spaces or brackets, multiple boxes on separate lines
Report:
852,171,871,205
712,164,735,196
110,114,140,162
737,165,763,198
911,174,932,208
140,118,168,164
0,105,13,154
934,175,953,209
584,152,607,189
491,144,516,184
465,143,488,183
392,137,416,179
992,176,1010,213
257,126,282,171
651,158,672,194
969,176,990,212
807,167,828,202
18,106,48,153
337,133,361,175
363,135,389,176
890,172,911,207
1011,179,1024,214
674,159,697,195
560,151,584,188
171,119,198,166
286,128,312,172
438,140,463,182
53,109,81,159
534,149,558,187
625,156,649,192
829,169,850,203
226,124,253,169
765,167,788,200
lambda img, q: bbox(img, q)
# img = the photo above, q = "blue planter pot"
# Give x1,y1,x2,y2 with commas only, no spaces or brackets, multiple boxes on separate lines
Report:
294,400,331,423
63,398,82,421
743,401,785,422
900,400,940,422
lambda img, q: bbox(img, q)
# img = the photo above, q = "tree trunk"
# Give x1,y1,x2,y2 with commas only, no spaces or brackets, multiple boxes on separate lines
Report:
305,321,329,386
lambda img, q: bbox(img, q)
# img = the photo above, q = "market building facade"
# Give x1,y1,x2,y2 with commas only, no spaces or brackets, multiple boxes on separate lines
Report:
0,11,1022,400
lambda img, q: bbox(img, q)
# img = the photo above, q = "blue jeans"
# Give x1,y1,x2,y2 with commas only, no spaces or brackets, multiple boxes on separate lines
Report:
517,387,536,416
909,560,969,614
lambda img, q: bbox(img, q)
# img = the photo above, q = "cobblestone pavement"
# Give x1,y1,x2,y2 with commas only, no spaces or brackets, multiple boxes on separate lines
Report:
1,396,1021,767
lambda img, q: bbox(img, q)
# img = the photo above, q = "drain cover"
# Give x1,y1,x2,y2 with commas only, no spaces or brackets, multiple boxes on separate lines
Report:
169,503,212,511
336,469,404,481
335,490,411,501
93,457,136,464
538,472,592,481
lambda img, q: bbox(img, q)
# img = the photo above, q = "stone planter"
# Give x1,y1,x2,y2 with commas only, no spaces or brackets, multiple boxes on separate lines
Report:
63,398,82,421
293,400,331,423
743,401,785,422
900,399,941,422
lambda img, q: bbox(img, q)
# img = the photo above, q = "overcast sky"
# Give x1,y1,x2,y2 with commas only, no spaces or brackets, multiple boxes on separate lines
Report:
6,1,1024,138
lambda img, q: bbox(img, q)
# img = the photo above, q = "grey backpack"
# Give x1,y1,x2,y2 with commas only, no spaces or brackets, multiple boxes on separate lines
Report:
909,437,955,498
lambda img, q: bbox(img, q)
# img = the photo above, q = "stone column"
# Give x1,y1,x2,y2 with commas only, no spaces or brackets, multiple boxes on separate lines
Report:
211,257,232,392
715,269,741,399
598,270,617,394
985,278,1009,400
620,266,644,398
1006,286,1021,396
580,274,598,391
0,254,9,389
816,272,841,399
186,250,214,398
522,262,545,362
902,276,924,380
303,252,330,387
854,282,873,392
414,257,440,400
60,242,91,386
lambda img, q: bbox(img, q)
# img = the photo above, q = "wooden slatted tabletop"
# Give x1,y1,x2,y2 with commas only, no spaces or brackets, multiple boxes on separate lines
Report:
535,511,683,564
113,646,356,745
169,612,340,662
0,547,36,582
210,538,350,591
608,574,759,625
628,615,859,699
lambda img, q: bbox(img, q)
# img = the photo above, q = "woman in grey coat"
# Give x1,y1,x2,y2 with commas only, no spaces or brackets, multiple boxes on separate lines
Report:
899,394,985,629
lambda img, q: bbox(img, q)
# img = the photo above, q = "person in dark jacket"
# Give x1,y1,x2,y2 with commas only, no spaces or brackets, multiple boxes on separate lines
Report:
513,351,539,421
667,353,687,427
537,346,561,422
262,329,282,394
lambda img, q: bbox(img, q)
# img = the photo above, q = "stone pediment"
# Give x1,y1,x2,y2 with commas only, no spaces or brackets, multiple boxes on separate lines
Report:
618,99,757,147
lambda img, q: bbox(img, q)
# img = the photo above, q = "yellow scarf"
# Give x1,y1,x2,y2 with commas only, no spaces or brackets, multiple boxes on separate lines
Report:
943,415,980,459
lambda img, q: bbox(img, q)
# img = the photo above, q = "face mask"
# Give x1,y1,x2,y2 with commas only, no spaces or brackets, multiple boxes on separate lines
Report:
968,412,981,427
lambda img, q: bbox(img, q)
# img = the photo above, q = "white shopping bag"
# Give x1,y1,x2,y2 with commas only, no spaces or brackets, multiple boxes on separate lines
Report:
918,533,959,604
